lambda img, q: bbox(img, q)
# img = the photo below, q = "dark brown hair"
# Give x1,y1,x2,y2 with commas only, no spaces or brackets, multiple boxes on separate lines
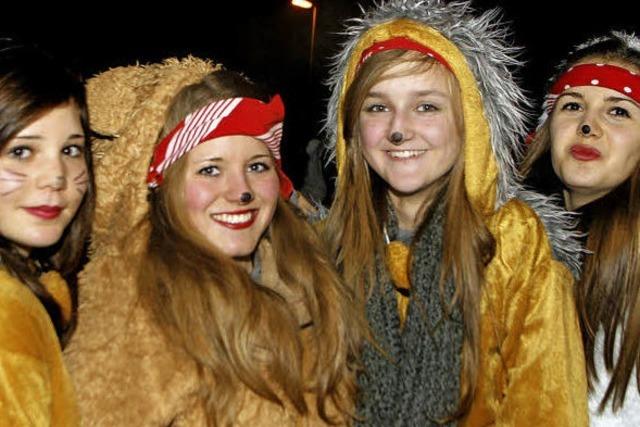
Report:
520,33,640,412
0,41,95,346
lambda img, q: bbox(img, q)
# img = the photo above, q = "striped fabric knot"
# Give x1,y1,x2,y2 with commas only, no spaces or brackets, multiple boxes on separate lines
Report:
147,95,294,198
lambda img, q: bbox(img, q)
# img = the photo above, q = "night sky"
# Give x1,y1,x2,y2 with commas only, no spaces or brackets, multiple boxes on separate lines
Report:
3,0,638,188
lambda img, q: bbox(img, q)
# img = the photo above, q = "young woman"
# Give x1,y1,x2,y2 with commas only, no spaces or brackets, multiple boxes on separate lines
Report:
521,31,640,425
63,58,362,426
322,0,587,425
0,41,94,425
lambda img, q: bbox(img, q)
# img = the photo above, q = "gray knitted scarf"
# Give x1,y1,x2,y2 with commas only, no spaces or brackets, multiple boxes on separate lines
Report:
357,197,463,426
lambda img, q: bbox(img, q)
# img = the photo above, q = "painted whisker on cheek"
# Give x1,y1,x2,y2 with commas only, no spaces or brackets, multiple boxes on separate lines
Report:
0,169,27,196
73,170,89,194
72,170,87,183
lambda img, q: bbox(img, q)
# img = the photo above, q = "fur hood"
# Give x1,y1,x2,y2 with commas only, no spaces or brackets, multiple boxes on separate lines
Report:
87,57,219,253
324,0,582,275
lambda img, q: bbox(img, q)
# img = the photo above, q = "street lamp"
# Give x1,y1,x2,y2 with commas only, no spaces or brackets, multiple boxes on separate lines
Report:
291,0,317,73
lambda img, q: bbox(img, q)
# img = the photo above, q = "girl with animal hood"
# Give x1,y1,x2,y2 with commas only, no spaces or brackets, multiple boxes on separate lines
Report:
322,0,588,424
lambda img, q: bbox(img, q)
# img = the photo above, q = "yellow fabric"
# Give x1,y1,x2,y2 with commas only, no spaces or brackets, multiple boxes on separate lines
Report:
334,18,588,426
0,268,78,426
384,241,411,328
462,199,587,426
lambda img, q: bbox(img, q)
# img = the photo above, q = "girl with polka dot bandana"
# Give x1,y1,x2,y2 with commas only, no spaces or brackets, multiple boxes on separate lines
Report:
521,31,640,425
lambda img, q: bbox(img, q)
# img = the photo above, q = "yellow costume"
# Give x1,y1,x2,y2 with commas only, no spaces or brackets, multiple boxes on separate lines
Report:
326,4,588,425
0,268,77,426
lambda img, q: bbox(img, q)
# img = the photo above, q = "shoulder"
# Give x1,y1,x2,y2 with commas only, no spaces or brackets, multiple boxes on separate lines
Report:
485,199,573,292
0,269,58,361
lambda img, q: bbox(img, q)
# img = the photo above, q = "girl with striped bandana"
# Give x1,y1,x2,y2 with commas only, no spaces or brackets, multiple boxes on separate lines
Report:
64,62,363,426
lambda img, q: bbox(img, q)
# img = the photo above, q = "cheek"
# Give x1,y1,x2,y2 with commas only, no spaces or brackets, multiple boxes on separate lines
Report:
69,162,90,197
358,118,387,150
183,180,219,212
0,168,26,197
253,174,280,205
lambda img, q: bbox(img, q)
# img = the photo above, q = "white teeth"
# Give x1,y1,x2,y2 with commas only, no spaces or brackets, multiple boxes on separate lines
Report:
387,150,423,159
212,212,253,224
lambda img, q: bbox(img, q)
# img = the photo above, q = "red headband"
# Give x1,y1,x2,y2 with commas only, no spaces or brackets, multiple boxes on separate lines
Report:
359,36,452,71
545,63,640,112
147,95,293,199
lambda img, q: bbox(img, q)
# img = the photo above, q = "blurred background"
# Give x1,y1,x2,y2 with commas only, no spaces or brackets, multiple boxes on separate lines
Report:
3,0,638,202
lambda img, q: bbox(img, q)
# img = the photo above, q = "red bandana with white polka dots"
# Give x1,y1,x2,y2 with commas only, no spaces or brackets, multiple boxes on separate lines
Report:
358,36,452,71
147,95,293,199
545,63,640,113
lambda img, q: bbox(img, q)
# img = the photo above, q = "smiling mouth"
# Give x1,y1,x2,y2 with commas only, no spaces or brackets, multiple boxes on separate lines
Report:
386,150,426,159
211,209,257,230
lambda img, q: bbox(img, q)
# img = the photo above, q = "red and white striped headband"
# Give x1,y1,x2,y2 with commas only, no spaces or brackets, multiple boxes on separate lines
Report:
147,95,293,198
544,63,640,113
358,36,452,71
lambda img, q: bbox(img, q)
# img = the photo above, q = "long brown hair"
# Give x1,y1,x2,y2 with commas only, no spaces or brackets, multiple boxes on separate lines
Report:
0,41,95,346
138,71,362,426
322,50,495,419
520,34,640,411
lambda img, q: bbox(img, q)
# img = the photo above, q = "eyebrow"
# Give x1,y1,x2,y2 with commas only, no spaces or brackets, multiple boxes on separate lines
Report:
193,153,273,163
366,89,448,98
556,92,584,101
557,92,640,109
15,133,85,141
606,96,640,109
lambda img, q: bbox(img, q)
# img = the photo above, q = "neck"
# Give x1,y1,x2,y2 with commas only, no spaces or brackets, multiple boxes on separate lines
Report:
388,190,432,231
563,188,608,211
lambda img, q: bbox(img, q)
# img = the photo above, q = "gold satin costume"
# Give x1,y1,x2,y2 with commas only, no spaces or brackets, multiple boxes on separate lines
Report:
333,19,589,426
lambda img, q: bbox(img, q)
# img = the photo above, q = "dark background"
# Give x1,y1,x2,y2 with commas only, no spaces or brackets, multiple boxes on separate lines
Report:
3,0,638,192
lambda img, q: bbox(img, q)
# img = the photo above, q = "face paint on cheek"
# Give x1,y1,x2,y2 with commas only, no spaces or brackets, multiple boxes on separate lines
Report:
0,168,27,196
72,169,89,196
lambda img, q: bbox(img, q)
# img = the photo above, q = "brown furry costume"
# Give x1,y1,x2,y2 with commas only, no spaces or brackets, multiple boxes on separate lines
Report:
63,58,346,426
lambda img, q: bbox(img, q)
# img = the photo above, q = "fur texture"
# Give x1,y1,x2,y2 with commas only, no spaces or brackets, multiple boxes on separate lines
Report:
324,0,582,275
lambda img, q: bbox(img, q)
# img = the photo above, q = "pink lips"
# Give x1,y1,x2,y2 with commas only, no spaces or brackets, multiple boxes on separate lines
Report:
25,205,62,220
570,145,601,161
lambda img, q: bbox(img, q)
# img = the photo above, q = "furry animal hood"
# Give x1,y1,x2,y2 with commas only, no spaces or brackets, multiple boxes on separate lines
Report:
87,57,219,252
324,0,582,274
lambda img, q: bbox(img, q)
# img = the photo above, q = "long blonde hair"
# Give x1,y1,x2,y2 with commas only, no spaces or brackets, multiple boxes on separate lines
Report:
323,50,495,419
139,71,362,425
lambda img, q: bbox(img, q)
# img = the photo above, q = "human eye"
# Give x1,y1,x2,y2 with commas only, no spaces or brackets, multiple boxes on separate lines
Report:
63,144,85,158
416,103,439,112
248,161,271,173
5,145,32,160
363,103,388,113
559,101,582,112
198,165,220,176
609,106,631,118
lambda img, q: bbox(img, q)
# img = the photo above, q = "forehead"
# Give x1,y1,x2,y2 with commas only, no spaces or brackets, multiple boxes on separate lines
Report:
188,135,270,158
17,103,82,135
369,61,457,94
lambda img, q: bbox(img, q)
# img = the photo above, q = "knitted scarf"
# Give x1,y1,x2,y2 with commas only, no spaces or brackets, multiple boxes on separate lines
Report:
357,197,463,426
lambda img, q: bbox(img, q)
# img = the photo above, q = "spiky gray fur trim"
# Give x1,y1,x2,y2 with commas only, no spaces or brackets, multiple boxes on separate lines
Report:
323,0,582,275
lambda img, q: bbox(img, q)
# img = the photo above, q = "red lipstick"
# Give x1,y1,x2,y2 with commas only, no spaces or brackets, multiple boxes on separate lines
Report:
211,209,257,230
25,205,62,220
570,145,601,161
